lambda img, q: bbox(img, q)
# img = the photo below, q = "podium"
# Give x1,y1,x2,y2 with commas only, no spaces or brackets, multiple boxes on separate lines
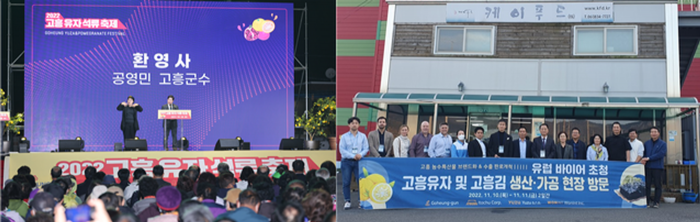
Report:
158,109,191,151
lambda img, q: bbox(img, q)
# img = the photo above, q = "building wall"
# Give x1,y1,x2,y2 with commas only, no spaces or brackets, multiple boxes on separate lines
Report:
336,0,390,160
392,23,666,59
388,57,667,97
393,4,666,23
386,2,668,97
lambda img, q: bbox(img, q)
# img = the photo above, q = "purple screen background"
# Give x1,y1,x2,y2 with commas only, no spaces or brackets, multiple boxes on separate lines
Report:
25,0,294,151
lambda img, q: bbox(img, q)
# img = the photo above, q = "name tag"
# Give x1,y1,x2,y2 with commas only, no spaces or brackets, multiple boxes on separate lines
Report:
378,145,385,153
352,147,358,154
499,145,504,154
540,149,546,158
424,146,428,153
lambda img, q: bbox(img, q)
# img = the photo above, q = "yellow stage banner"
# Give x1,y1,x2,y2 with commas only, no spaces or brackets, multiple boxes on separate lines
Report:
7,150,335,186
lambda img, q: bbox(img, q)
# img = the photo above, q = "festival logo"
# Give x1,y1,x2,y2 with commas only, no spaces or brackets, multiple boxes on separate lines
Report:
238,14,277,41
44,12,127,30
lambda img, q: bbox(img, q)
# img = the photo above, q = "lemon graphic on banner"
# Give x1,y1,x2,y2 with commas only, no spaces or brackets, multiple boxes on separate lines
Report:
371,183,392,203
359,167,395,204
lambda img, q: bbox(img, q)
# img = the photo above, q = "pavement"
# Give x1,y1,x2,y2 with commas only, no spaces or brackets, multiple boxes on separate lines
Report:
335,172,700,222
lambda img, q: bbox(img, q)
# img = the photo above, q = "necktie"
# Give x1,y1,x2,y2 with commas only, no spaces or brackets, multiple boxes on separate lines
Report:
169,105,171,110
543,138,546,147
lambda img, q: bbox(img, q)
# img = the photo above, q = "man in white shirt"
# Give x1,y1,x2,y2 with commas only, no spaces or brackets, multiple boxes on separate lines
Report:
468,127,487,158
339,117,369,210
627,129,644,163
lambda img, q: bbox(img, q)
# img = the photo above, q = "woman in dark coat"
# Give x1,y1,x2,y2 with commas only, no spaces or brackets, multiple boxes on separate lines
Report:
117,96,143,141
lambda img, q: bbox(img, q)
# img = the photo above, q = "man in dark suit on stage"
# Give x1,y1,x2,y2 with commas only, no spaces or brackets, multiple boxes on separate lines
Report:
468,127,487,158
162,95,178,151
532,123,556,158
117,96,143,141
487,119,512,158
510,126,533,158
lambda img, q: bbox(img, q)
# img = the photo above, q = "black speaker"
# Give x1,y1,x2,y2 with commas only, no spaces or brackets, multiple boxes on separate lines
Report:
215,139,239,150
124,139,148,151
173,139,189,151
241,142,250,150
59,140,84,152
19,142,29,153
279,139,304,150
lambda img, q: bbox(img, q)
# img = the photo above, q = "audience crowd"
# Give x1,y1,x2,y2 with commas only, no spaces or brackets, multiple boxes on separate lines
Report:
1,160,337,222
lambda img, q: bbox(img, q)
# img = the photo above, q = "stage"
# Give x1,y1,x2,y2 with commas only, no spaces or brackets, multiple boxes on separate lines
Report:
3,150,335,186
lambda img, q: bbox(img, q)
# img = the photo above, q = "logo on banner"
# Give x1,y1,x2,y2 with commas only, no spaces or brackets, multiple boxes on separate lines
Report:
238,13,278,41
45,12,128,29
615,164,646,205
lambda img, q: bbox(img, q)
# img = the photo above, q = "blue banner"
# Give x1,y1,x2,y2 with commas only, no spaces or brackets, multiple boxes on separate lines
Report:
358,158,646,209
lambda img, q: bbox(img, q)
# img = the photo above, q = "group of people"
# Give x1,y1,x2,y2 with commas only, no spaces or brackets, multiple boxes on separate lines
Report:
340,117,667,209
1,161,338,222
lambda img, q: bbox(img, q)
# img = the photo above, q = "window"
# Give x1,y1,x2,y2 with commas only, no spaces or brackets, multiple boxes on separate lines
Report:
434,26,495,55
574,26,637,55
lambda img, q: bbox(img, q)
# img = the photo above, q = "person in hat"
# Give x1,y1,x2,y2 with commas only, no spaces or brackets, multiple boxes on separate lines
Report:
106,186,135,215
102,175,117,186
28,192,55,218
216,189,268,222
63,178,82,208
224,188,242,211
138,186,181,222
41,183,66,204
87,185,108,201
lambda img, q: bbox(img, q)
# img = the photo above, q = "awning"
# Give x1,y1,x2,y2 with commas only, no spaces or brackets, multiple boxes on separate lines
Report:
353,93,700,108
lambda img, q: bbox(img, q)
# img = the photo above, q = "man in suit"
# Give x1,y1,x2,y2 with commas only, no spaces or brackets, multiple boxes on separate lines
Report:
162,95,178,151
468,127,487,158
510,126,533,158
368,117,394,157
117,96,143,141
488,119,513,158
532,123,556,158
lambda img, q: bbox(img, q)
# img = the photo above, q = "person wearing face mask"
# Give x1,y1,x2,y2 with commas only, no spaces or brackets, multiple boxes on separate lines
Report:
392,125,411,158
450,130,468,158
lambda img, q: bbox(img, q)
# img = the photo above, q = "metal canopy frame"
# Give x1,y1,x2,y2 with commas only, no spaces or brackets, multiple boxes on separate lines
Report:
353,93,700,109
